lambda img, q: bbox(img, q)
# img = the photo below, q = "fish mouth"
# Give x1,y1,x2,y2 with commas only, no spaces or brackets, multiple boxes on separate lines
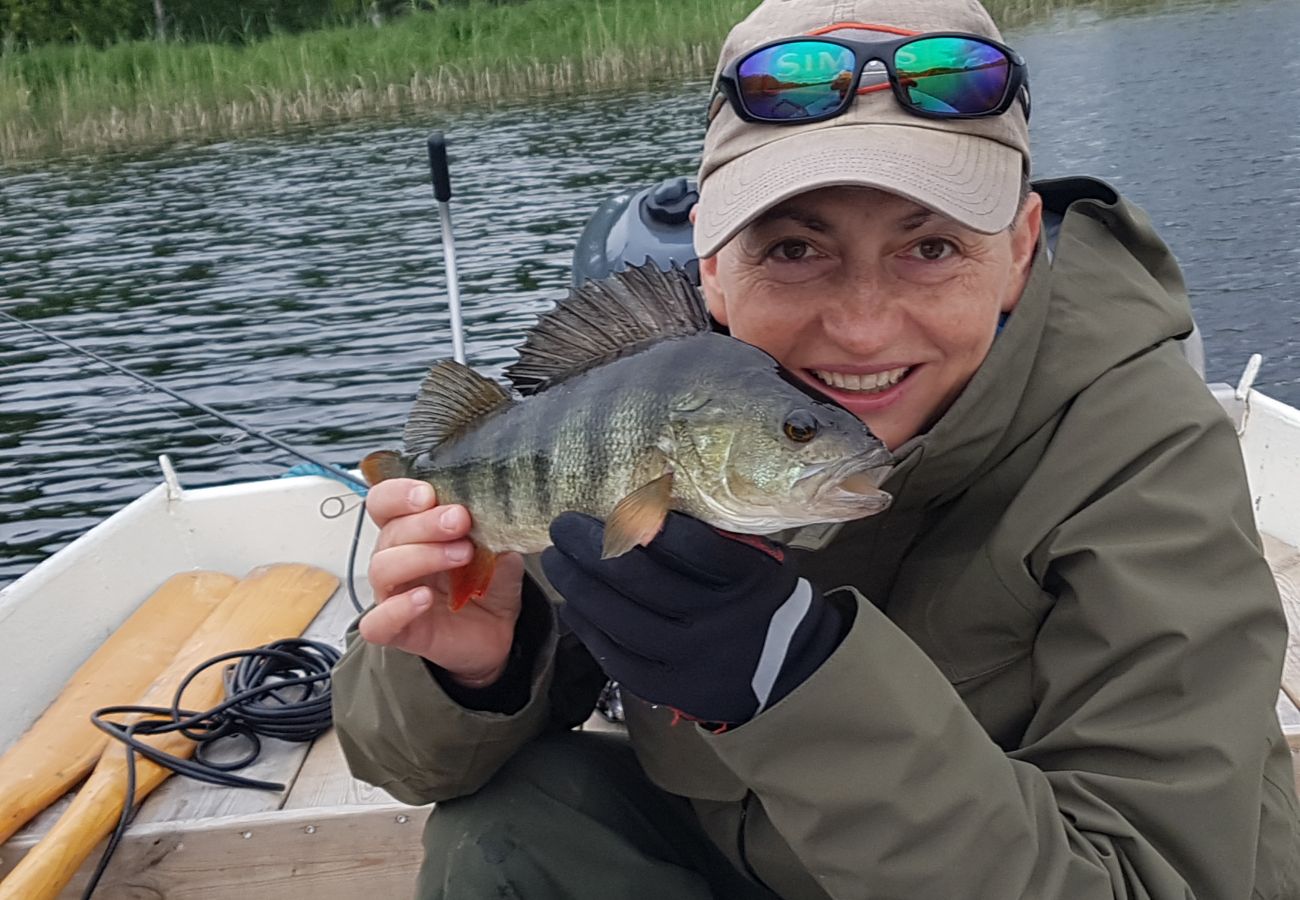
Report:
795,447,895,512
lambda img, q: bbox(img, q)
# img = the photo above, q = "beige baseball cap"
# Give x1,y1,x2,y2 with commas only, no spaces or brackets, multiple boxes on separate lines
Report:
694,0,1031,258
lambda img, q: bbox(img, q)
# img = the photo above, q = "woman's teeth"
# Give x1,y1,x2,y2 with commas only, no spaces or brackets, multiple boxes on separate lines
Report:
813,367,910,393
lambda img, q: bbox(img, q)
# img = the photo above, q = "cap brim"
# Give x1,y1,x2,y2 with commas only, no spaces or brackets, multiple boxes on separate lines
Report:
693,124,1023,258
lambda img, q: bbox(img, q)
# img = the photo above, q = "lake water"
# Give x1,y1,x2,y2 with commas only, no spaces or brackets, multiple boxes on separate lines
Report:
1,0,1298,585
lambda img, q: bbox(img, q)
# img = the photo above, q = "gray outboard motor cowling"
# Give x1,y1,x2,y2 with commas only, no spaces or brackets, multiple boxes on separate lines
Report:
571,177,699,286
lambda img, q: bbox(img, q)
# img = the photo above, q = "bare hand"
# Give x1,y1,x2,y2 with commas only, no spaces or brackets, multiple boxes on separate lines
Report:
359,478,523,687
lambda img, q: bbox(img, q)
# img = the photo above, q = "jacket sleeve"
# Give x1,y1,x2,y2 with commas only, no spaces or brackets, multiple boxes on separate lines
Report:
701,388,1289,898
331,571,606,804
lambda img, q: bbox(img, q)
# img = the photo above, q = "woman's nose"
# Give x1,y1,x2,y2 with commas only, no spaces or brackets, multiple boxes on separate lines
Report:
820,277,903,356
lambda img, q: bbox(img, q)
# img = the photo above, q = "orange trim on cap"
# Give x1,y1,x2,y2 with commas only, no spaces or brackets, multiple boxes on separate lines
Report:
805,22,921,37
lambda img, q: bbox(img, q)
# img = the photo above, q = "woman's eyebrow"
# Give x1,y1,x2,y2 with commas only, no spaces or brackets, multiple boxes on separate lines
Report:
898,209,936,231
750,206,829,232
745,205,941,236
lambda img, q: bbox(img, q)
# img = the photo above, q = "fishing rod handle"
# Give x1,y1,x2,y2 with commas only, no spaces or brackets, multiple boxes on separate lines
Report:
427,132,452,202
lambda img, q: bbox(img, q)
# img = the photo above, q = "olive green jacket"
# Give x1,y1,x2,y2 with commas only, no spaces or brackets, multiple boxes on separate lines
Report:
333,178,1300,899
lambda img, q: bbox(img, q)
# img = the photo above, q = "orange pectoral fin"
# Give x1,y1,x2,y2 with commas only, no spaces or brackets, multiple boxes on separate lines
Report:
448,545,498,611
602,472,674,559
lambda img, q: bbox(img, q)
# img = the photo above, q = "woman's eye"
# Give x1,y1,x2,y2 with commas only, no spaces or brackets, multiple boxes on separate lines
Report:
908,238,957,261
769,239,813,261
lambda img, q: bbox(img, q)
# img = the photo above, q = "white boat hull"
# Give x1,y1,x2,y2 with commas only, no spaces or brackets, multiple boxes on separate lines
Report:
0,473,378,752
0,382,1296,898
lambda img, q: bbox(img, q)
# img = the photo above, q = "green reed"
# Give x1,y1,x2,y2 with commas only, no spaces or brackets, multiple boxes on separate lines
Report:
0,0,1191,163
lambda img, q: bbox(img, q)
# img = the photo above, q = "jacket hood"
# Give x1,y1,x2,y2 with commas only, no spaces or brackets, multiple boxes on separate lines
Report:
881,176,1195,508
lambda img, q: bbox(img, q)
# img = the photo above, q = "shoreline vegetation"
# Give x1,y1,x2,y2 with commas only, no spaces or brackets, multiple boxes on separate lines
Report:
1,0,1185,164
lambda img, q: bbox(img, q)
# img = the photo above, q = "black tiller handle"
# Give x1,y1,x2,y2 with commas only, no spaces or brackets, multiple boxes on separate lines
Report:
427,132,452,202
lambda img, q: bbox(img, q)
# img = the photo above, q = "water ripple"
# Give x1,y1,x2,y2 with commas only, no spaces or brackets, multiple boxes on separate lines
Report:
1,0,1297,583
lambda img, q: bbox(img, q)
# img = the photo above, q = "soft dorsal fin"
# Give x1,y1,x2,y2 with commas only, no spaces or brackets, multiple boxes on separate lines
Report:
505,263,710,395
402,359,513,455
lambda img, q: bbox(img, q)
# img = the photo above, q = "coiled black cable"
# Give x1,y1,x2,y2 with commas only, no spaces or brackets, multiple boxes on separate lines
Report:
81,638,342,899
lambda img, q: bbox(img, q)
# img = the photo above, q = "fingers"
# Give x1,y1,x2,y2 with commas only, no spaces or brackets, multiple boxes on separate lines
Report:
556,587,664,673
375,502,472,553
369,539,473,599
547,556,681,661
547,512,607,563
366,478,440,530
645,513,772,583
358,585,433,645
547,513,731,604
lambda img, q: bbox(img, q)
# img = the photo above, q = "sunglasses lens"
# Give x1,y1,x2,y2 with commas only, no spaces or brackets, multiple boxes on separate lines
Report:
894,37,1010,114
737,40,856,120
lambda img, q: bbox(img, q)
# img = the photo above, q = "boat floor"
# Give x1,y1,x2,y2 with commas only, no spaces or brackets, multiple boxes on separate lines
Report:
0,575,434,898
3,536,1299,899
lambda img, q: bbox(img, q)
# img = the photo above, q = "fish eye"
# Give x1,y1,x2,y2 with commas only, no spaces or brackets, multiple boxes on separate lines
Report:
783,410,819,443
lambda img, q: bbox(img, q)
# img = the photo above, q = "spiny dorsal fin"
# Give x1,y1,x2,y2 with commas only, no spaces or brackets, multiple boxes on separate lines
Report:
402,360,513,455
505,263,709,395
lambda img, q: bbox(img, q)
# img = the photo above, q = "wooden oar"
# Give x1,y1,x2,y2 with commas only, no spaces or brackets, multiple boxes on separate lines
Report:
0,563,339,900
0,570,238,846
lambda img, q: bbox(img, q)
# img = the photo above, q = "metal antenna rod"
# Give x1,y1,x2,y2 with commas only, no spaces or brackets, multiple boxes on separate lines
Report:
0,310,368,493
428,132,466,364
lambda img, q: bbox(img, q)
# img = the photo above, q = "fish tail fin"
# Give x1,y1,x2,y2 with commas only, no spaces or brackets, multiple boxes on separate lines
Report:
360,450,407,486
448,545,499,611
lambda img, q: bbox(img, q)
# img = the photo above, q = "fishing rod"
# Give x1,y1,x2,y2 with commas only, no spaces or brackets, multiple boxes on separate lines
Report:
0,309,368,493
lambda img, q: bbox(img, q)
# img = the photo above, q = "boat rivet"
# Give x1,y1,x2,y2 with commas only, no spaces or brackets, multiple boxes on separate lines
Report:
305,825,317,834
241,831,253,840
396,814,409,824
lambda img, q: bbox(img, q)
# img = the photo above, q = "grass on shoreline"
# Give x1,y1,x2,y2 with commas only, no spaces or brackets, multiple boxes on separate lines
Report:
1,0,746,163
0,0,1183,164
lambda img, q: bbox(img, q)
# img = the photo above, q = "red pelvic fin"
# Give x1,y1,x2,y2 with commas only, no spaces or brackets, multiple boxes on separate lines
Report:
448,545,498,611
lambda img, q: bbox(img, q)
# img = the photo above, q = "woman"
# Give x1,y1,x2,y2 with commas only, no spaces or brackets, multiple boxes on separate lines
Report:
332,0,1300,896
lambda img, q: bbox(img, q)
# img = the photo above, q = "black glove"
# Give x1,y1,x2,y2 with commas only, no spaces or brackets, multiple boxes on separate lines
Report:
542,511,849,726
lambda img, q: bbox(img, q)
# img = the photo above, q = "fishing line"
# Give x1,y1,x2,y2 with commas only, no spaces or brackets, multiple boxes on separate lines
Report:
0,310,367,493
319,494,370,615
82,639,342,899
127,387,290,482
2,317,365,593
100,382,280,485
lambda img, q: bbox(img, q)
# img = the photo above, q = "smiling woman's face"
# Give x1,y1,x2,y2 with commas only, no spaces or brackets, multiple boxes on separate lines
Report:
698,186,1042,451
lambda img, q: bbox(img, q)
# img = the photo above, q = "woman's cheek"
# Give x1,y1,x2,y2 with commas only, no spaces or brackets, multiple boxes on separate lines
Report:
891,256,965,286
736,298,811,351
761,255,837,285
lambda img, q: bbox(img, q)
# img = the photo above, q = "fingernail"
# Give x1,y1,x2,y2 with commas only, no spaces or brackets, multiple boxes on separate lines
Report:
410,587,433,609
408,484,434,509
439,506,463,530
445,543,472,564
